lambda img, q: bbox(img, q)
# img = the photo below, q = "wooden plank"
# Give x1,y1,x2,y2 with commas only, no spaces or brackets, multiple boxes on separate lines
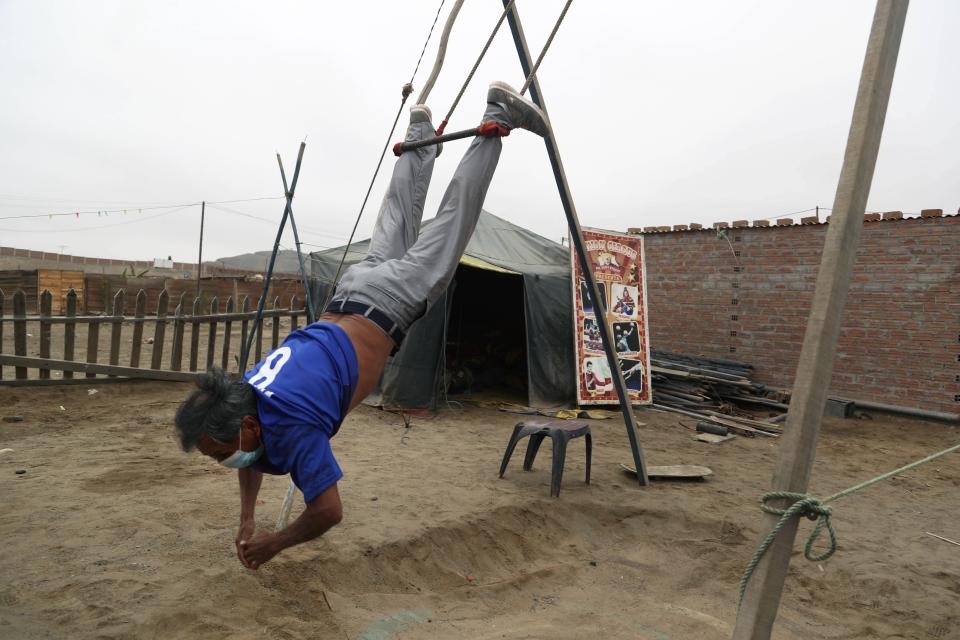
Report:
170,292,186,372
290,295,300,331
733,3,909,637
271,296,280,349
13,290,27,379
108,289,124,376
188,296,201,372
221,296,234,371
0,288,4,380
129,289,147,367
239,296,250,373
0,354,198,382
85,311,100,379
205,297,219,371
39,290,52,379
150,289,170,370
63,289,77,379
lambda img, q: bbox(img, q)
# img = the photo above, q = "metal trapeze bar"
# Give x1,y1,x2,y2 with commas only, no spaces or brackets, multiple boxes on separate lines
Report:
501,0,648,485
395,127,481,154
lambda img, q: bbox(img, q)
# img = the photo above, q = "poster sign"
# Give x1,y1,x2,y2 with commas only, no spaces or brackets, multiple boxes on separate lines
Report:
571,229,652,405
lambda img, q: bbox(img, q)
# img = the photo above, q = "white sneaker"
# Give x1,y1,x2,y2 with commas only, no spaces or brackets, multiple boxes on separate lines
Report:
487,81,549,137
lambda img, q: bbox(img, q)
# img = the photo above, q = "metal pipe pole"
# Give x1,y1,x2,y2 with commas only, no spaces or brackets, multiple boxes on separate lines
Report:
196,200,205,297
277,155,316,324
502,0,647,484
733,2,909,638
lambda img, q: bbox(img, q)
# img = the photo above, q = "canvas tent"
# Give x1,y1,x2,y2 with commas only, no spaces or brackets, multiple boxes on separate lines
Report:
310,210,575,410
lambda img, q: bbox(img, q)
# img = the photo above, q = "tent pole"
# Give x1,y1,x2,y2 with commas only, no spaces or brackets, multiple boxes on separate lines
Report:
733,2,908,637
501,0,648,484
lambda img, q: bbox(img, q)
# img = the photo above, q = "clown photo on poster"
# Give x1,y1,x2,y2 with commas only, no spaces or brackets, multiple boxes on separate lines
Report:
570,228,652,405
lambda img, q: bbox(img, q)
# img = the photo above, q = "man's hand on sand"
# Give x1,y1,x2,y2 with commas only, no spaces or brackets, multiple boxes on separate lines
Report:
236,519,256,567
238,532,282,570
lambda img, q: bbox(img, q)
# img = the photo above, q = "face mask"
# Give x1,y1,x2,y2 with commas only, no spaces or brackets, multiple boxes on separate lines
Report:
219,430,264,469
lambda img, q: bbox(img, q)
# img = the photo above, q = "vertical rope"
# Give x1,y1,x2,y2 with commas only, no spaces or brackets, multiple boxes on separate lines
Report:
318,0,450,312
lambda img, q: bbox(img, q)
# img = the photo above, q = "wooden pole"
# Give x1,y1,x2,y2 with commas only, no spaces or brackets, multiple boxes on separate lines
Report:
196,200,205,297
733,2,909,638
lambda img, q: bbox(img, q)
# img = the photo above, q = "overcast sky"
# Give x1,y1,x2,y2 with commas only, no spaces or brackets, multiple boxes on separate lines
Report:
0,1,956,263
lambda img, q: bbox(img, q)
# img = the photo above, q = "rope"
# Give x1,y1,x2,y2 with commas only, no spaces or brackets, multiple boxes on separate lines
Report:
409,0,447,88
440,0,517,134
738,442,960,607
319,0,449,311
417,0,462,106
520,0,574,96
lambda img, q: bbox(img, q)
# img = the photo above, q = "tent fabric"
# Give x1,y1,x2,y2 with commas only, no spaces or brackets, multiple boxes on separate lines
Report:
310,210,575,409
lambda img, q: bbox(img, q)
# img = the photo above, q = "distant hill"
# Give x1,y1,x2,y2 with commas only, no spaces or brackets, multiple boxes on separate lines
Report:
214,249,304,275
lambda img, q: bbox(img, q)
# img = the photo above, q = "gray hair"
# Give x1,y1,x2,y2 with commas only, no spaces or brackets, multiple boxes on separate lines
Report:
174,368,258,451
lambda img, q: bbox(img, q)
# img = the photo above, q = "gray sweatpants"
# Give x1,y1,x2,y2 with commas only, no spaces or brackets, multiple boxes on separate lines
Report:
330,102,509,337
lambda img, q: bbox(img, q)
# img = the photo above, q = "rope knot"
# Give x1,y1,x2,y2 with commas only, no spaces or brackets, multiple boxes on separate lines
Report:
739,491,839,607
401,83,414,100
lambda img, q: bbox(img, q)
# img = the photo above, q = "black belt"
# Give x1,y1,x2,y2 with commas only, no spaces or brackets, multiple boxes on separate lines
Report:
325,300,406,354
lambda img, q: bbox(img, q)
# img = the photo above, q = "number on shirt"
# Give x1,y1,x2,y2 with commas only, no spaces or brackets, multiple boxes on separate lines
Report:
248,346,292,398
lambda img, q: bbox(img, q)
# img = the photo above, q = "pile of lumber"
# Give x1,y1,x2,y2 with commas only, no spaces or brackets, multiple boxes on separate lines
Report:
649,350,785,437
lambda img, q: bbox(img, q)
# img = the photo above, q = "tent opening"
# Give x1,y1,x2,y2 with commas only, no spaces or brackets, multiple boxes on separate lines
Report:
444,264,528,404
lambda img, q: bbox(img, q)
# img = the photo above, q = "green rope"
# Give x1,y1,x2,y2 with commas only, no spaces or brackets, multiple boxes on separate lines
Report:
738,442,960,607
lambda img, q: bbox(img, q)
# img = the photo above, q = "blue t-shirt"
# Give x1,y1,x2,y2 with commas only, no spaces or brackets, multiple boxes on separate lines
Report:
243,322,358,503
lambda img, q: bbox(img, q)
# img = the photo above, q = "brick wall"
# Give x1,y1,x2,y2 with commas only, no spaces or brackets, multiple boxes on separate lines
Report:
637,214,960,413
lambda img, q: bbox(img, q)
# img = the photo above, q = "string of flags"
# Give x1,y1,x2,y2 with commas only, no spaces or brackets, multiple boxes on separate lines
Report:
47,206,159,221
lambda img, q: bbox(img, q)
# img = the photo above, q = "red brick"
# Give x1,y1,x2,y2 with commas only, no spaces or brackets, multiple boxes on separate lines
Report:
732,220,749,228
863,213,881,221
689,223,703,230
882,211,903,220
921,208,943,218
713,222,729,229
776,218,792,226
673,224,688,231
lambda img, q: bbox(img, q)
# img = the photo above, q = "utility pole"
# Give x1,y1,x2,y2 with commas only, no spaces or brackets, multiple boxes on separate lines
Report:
196,200,205,297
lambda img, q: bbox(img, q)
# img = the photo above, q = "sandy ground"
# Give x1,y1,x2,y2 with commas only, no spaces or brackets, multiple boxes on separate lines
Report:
1,382,959,640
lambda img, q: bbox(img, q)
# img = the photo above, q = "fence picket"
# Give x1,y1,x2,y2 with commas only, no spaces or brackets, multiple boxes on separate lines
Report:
150,290,170,370
109,290,125,376
254,296,263,364
14,290,27,379
170,292,187,372
271,296,281,349
63,289,77,379
290,295,300,331
188,296,201,372
85,309,100,380
0,289,4,380
130,290,147,367
221,296,234,370
239,296,250,372
39,290,53,379
206,297,219,371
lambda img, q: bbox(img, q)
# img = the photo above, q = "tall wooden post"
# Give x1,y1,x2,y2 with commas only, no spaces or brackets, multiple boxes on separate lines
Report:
733,2,909,638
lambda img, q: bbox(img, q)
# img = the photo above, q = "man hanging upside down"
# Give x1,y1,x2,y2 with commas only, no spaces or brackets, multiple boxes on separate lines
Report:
174,82,548,570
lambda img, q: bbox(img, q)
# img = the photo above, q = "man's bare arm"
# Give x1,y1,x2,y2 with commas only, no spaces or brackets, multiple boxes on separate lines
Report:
235,468,263,562
238,483,343,569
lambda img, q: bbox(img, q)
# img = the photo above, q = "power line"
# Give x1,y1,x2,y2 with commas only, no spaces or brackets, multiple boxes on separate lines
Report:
0,205,195,233
0,195,284,221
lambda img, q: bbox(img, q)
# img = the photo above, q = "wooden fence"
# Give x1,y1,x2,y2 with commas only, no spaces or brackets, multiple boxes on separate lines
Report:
0,287,311,386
